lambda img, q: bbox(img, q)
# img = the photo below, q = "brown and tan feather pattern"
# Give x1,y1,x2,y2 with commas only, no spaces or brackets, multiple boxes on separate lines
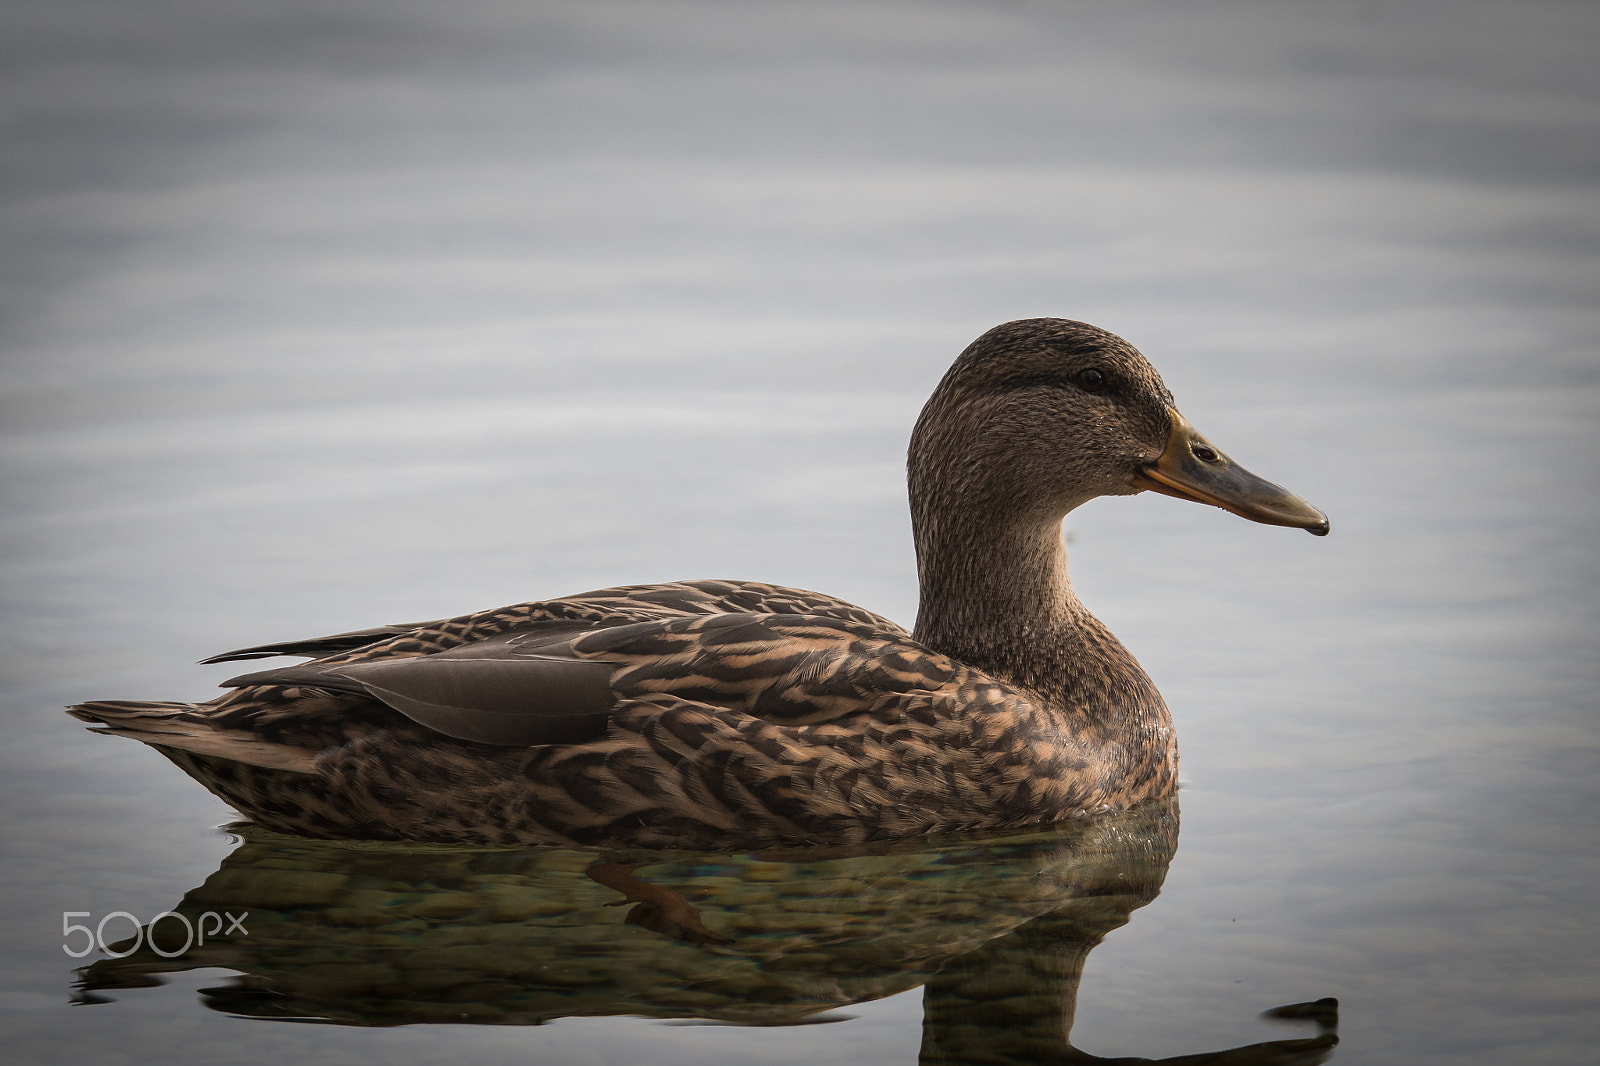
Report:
70,319,1326,848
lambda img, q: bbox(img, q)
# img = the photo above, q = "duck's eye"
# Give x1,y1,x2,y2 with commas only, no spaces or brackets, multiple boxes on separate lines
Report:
1074,368,1106,393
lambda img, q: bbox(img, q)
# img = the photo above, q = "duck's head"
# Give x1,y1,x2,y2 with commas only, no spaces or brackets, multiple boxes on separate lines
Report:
908,318,1329,536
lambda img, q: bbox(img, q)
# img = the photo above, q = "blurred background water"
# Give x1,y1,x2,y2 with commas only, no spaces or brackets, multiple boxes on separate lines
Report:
1,1,1596,1063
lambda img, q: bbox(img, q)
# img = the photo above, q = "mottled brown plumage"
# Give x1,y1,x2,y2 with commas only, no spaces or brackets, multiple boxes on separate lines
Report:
70,319,1328,847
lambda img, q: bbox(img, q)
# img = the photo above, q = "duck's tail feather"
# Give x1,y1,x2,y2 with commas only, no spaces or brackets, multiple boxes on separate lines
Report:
67,701,319,774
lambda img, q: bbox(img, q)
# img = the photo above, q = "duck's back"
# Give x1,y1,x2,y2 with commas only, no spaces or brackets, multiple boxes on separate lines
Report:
206,579,906,667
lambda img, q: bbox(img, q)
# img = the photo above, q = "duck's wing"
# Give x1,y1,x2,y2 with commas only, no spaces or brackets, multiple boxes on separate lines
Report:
218,622,620,746
216,610,942,748
182,581,915,751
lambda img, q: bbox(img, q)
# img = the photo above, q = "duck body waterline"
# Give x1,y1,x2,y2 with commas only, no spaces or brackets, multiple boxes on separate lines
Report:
71,319,1327,848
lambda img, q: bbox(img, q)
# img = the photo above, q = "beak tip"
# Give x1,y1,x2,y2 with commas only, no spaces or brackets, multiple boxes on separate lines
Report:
1305,517,1331,537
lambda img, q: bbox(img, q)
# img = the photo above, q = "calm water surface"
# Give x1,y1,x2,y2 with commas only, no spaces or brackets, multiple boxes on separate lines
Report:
2,3,1596,1063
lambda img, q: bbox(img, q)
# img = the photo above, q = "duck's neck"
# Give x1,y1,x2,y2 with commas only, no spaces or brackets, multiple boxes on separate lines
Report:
911,509,1162,732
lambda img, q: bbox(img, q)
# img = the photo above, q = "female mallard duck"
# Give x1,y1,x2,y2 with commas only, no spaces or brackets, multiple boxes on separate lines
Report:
71,319,1327,848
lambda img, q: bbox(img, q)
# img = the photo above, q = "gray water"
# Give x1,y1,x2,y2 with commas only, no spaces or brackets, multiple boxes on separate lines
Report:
2,1,1596,1062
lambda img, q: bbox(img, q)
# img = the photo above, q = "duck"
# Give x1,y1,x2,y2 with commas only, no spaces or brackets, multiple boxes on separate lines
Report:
70,318,1328,849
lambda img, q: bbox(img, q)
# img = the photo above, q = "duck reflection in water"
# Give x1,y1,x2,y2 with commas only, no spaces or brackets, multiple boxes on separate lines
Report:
76,801,1336,1063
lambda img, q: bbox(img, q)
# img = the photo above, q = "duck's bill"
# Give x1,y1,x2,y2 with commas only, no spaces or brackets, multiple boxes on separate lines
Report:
1132,407,1330,536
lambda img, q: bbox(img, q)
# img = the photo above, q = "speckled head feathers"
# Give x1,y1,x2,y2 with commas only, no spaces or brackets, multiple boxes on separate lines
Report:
908,318,1178,525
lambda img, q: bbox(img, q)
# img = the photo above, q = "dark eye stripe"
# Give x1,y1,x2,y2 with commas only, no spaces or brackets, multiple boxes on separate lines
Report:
990,369,1116,395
